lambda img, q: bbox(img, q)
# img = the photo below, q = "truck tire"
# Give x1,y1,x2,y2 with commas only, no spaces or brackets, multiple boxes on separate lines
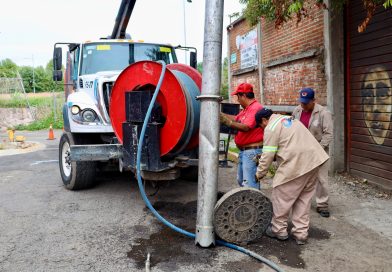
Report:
59,132,97,190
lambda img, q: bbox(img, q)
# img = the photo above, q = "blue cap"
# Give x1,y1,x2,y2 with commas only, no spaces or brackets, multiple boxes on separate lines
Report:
299,88,315,104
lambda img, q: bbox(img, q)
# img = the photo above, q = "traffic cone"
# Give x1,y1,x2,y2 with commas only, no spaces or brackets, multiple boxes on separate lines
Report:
47,124,55,140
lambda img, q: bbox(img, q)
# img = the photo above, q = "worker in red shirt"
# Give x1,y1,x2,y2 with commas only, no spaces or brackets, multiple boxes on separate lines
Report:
220,83,264,189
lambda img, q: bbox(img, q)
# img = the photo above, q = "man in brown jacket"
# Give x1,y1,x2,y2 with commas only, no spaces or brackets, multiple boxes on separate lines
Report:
255,109,329,245
292,88,333,217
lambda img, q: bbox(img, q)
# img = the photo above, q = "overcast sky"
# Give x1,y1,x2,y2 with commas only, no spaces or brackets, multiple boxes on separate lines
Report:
0,0,244,67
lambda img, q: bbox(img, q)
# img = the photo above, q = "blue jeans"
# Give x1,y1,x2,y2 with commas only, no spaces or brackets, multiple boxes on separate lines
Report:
237,148,262,190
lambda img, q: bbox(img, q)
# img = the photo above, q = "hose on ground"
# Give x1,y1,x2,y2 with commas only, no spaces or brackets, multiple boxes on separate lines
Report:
135,60,285,272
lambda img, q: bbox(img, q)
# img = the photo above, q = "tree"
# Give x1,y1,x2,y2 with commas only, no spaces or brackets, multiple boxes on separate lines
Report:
195,59,229,99
18,66,48,92
0,59,18,78
0,58,63,93
18,66,35,92
33,66,49,92
221,57,229,100
239,0,392,32
197,62,203,74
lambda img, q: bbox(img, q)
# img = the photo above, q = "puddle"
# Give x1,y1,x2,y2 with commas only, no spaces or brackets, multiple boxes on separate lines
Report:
127,225,217,270
130,198,331,270
129,200,218,269
144,191,225,230
147,200,198,230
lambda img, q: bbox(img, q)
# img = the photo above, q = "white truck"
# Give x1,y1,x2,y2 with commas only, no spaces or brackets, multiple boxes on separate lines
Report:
53,0,197,190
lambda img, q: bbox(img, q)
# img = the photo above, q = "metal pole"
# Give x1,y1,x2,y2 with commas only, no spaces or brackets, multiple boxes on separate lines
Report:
17,71,35,120
195,0,224,247
32,54,36,94
53,89,57,121
182,0,187,64
227,26,232,103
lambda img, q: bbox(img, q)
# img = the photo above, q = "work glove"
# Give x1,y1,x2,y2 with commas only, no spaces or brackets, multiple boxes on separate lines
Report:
220,113,232,127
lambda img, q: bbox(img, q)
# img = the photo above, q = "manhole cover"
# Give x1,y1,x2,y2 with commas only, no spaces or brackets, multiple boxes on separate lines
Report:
213,188,272,244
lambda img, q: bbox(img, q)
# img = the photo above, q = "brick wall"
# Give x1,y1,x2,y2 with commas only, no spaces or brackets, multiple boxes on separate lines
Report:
228,18,261,102
231,72,260,102
262,6,324,62
262,3,327,106
263,57,327,105
227,2,327,107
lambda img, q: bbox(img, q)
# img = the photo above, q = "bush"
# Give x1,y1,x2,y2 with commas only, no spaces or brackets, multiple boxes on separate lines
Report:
15,113,63,130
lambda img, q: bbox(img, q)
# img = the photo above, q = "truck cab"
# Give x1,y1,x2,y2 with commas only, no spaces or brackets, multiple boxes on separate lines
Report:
54,40,178,133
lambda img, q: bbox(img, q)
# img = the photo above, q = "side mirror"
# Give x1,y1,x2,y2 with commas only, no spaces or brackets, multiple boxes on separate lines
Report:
53,70,63,81
53,47,62,71
190,51,197,69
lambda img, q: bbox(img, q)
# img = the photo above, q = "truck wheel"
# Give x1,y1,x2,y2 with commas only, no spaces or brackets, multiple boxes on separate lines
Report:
59,132,97,190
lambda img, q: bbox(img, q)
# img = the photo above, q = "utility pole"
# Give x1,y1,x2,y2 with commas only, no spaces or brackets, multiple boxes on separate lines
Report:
32,54,35,94
183,0,192,64
195,0,224,248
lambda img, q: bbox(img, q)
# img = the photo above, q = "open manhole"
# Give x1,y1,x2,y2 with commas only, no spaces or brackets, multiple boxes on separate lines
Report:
213,188,272,244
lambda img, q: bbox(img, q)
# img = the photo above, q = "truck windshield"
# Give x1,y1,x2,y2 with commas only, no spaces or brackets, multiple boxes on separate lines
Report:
80,43,176,75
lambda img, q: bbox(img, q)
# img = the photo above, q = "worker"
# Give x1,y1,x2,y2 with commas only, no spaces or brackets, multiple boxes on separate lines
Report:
255,109,329,245
220,83,264,189
292,88,333,218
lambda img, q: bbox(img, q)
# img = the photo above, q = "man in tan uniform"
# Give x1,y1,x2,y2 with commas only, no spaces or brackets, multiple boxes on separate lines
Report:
292,88,333,217
255,109,329,245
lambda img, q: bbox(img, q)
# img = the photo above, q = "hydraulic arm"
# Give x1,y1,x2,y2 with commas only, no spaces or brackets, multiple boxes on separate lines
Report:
111,0,137,39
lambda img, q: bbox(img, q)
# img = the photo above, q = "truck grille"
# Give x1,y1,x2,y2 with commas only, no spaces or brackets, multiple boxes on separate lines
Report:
102,82,113,117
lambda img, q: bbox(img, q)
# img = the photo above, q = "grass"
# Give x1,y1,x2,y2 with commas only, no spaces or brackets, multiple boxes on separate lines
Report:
229,146,240,154
15,113,63,130
1,92,64,130
0,93,57,108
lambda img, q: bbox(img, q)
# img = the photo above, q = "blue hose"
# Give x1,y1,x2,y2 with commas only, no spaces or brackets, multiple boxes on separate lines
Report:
135,61,285,272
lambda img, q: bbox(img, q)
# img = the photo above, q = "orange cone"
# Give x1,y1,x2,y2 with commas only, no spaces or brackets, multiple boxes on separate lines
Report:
47,124,55,140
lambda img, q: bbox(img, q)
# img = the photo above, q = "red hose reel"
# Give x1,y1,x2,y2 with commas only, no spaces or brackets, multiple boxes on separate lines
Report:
110,61,202,156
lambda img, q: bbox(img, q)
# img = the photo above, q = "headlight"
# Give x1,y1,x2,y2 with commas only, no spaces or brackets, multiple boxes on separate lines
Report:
81,109,96,122
71,105,80,115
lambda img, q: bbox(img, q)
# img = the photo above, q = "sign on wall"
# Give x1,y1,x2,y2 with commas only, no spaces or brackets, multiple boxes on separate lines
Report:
230,53,237,64
236,29,258,69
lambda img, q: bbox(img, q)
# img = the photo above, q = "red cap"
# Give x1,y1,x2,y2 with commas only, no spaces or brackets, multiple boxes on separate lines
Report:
231,83,254,96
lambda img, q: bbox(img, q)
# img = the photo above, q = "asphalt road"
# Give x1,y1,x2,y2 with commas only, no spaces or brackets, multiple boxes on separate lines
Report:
0,130,267,272
1,130,392,272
